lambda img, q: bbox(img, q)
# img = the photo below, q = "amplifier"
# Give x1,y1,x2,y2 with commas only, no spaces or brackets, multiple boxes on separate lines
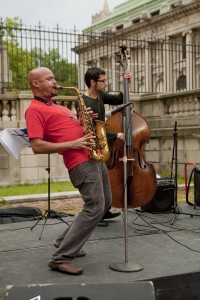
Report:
194,168,200,207
142,177,175,212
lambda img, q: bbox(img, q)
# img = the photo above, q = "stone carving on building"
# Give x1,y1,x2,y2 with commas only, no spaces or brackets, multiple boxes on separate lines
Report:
91,0,111,24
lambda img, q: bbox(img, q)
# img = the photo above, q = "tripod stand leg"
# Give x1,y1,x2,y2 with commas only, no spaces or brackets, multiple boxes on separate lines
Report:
31,213,45,231
48,210,70,225
31,210,70,239
39,217,48,240
170,213,177,225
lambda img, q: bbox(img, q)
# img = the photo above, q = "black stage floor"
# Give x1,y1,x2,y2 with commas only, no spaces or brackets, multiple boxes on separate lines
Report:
1,203,200,300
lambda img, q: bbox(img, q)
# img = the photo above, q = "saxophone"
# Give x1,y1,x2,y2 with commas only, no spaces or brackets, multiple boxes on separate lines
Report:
54,85,110,162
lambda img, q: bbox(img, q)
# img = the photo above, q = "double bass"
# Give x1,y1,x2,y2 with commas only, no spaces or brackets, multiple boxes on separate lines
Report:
106,44,157,209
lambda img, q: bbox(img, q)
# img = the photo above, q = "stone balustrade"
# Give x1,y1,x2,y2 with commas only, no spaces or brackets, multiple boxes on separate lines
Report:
0,93,78,124
164,92,200,118
0,90,200,186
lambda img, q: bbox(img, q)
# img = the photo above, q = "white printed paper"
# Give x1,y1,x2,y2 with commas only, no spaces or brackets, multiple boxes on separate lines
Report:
0,128,30,159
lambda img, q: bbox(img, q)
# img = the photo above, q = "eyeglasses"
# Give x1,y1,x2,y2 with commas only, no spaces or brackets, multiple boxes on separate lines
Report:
97,80,106,83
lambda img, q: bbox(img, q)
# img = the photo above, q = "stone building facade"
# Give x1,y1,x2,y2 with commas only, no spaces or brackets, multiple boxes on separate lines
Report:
79,0,200,177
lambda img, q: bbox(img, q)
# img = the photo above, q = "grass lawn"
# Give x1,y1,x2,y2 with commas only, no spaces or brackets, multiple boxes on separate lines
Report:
0,180,194,204
0,180,194,215
0,181,77,198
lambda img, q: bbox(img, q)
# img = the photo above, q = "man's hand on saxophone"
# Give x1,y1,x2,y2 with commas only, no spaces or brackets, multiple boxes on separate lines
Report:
71,132,96,150
78,107,98,127
85,106,98,120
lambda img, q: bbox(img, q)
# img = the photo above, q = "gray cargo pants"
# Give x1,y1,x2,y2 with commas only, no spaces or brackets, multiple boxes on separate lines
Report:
50,160,112,263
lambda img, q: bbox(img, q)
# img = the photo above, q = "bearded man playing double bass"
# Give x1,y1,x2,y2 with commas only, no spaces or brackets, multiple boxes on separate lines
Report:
82,67,132,221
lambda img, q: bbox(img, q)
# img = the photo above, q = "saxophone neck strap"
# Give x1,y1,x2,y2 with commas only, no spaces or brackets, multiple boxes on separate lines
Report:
34,96,52,106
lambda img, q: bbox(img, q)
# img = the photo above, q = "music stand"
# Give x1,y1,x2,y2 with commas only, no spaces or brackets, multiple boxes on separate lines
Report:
0,128,69,239
30,153,69,240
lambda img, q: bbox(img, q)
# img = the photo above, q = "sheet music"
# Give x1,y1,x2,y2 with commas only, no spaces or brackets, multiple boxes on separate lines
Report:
0,128,30,159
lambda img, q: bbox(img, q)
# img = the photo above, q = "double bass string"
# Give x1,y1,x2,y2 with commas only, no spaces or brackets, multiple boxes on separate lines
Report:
124,107,134,178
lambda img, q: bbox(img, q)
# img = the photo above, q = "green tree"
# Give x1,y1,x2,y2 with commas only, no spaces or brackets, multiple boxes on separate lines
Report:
0,17,35,90
30,48,78,87
1,17,78,91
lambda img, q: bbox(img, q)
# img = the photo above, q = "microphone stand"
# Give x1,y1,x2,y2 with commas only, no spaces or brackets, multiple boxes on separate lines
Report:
170,122,179,225
109,43,143,272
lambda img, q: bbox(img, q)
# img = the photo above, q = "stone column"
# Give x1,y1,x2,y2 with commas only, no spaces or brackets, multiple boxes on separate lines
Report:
0,46,10,94
145,41,151,92
185,30,193,90
111,53,117,91
163,38,171,92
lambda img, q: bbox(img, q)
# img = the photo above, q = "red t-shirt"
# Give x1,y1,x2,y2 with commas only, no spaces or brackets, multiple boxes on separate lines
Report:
25,100,90,170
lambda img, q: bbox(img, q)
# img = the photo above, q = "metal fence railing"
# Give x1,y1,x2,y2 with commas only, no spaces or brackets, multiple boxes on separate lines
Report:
1,18,200,94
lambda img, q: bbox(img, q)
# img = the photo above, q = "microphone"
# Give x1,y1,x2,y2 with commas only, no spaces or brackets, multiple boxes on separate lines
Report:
105,103,133,118
105,110,112,118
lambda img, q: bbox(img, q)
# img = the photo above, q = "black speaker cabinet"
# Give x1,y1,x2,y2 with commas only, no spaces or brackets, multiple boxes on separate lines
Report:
5,282,155,300
142,177,175,212
194,168,200,207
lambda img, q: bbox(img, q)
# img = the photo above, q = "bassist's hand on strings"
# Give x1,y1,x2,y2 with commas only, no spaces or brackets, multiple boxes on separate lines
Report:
117,132,125,141
122,70,132,81
121,71,132,93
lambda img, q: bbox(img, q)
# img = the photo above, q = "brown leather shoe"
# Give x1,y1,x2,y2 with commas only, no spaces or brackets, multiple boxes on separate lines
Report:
76,249,86,257
48,260,83,275
53,242,86,257
103,209,121,220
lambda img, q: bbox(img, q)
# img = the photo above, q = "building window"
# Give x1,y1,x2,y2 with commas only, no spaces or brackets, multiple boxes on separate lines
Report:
150,10,160,17
182,36,186,60
116,24,123,31
132,18,140,24
176,74,186,91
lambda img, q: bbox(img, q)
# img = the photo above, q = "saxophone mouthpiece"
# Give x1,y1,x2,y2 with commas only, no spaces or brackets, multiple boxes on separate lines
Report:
54,84,64,90
53,85,79,93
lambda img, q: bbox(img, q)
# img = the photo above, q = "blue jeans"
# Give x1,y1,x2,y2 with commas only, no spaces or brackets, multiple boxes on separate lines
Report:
50,161,112,263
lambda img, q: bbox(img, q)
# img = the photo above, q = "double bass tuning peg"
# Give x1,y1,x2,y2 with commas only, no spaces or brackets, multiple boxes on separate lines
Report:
116,50,130,63
116,43,130,65
116,52,122,63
